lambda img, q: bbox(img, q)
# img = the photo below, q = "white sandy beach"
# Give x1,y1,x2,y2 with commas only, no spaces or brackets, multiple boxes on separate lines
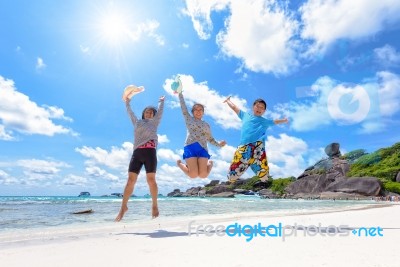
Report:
1,203,399,267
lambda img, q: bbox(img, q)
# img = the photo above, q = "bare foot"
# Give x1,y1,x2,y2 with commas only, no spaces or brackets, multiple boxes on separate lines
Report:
152,206,159,219
115,205,128,222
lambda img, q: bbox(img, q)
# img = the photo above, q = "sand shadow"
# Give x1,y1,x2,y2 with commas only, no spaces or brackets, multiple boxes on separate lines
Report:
115,230,189,238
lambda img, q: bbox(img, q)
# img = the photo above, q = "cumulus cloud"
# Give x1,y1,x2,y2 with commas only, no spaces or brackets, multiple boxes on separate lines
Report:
85,166,119,182
300,0,400,55
216,0,299,75
182,0,231,40
374,44,400,68
266,134,309,178
158,134,170,144
75,142,132,170
0,169,19,185
0,76,76,140
184,0,400,75
61,174,91,187
17,159,70,182
285,71,400,133
163,74,246,129
158,148,181,162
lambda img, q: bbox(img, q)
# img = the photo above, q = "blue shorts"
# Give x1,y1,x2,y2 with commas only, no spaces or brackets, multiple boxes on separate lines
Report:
183,142,210,159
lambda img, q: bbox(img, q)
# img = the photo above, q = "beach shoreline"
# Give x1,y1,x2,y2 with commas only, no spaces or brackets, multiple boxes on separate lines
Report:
1,202,399,267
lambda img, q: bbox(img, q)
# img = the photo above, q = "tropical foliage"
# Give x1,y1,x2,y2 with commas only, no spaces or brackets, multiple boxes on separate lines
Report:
347,142,400,181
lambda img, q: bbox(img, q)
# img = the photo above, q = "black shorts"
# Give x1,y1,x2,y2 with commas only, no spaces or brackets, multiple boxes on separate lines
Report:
128,148,157,174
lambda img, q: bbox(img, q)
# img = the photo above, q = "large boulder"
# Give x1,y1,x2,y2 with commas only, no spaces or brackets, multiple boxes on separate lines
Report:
325,142,341,158
185,186,202,196
287,158,349,195
206,185,233,195
167,189,183,197
209,192,235,198
325,177,382,196
258,189,278,199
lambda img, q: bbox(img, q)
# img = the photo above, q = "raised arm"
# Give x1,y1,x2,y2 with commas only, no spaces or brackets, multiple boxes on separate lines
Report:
125,98,138,124
223,96,240,115
178,92,191,119
154,96,165,121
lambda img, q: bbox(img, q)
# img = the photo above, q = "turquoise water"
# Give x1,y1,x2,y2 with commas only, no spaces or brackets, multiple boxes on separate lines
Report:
0,195,377,232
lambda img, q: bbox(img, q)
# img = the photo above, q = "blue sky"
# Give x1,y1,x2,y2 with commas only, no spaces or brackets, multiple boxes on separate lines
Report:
1,0,400,196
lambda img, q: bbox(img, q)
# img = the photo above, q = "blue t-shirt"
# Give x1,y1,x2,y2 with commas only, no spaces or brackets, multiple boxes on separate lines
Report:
238,110,274,146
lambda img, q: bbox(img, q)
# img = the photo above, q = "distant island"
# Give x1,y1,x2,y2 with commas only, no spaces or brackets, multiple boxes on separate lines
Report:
167,142,400,200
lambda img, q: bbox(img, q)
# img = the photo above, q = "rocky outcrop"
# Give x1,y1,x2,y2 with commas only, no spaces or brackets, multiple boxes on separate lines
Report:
258,189,279,199
286,143,382,198
167,189,183,197
209,192,235,198
396,171,400,183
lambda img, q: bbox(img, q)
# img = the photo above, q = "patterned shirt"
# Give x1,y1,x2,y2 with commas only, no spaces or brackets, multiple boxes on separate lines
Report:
179,93,221,151
126,100,164,150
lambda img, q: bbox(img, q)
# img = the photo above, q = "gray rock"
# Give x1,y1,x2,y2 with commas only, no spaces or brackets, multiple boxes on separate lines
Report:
198,189,206,197
233,189,248,194
206,185,233,195
325,143,341,158
205,180,220,187
258,189,278,198
396,171,400,183
167,189,182,197
325,177,382,196
209,192,235,198
185,186,202,196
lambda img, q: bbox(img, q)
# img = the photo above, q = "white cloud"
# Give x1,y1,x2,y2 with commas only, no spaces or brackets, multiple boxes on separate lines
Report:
376,71,400,116
36,57,46,70
61,174,90,187
0,76,76,139
184,0,400,75
285,71,400,133
127,20,165,46
183,0,230,40
158,134,170,144
85,166,119,182
216,0,299,75
75,142,132,170
300,0,400,55
0,169,19,185
0,125,14,141
17,159,70,182
158,148,180,162
163,74,246,129
374,44,400,67
266,133,308,178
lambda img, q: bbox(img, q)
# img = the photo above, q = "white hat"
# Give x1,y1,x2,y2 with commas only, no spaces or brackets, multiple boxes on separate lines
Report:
122,85,145,100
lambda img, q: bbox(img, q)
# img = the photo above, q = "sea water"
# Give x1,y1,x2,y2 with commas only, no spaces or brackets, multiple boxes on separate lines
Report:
0,195,378,233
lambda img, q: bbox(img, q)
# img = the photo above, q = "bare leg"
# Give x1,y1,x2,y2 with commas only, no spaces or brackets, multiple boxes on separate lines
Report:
115,172,138,222
198,158,212,178
146,172,159,218
179,157,199,178
177,159,190,176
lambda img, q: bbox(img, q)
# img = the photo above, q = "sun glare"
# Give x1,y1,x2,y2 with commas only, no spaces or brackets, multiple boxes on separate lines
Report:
99,13,129,45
